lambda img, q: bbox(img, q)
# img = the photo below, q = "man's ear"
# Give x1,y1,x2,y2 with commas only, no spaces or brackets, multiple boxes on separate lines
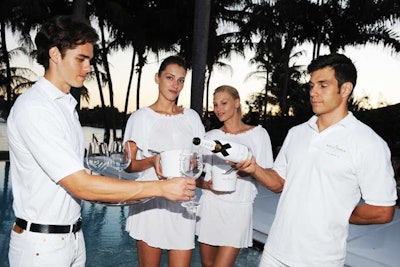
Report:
49,46,61,63
341,82,353,98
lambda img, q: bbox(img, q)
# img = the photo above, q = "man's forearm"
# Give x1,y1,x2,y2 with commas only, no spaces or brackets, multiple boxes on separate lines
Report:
350,203,395,224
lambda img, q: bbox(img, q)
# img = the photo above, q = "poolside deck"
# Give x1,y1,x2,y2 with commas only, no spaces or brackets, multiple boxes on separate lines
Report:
253,184,400,267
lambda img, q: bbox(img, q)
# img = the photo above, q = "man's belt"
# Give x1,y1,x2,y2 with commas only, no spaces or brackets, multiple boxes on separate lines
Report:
15,217,82,234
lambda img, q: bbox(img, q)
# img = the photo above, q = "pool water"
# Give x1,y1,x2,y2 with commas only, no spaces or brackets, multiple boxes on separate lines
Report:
0,161,262,266
0,124,262,266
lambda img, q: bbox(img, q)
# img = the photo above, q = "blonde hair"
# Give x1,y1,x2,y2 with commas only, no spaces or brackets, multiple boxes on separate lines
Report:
213,85,242,116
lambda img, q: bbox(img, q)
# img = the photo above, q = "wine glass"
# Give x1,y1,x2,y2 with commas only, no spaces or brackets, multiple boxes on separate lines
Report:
110,141,131,179
86,142,110,174
180,151,203,212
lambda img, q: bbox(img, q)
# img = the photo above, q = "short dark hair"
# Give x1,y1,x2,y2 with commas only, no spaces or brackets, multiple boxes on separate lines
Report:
35,16,99,69
157,55,188,76
307,53,357,89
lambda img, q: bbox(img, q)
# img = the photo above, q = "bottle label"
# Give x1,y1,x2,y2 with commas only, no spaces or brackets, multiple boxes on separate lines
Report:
213,140,231,156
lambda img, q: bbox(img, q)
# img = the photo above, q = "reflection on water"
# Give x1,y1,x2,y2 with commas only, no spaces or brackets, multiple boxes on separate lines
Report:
0,124,262,266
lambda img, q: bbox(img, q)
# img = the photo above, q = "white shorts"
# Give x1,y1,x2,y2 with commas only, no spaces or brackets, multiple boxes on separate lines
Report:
126,197,196,250
259,249,289,267
8,225,85,267
196,193,253,248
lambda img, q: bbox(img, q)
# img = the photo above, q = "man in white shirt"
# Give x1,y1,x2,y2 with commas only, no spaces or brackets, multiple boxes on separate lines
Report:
7,15,195,267
236,53,397,267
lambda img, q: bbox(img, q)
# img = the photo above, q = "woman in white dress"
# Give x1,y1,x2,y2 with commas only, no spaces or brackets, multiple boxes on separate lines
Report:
123,56,205,267
196,85,273,267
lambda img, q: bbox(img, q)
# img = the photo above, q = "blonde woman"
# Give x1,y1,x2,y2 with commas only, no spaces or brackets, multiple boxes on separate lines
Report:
196,85,273,267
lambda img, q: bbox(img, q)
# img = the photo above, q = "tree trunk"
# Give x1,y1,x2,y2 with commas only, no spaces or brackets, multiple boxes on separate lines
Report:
190,0,211,116
135,64,143,111
0,20,12,115
122,50,136,137
281,31,294,116
98,16,117,141
71,0,87,23
205,67,212,115
70,0,88,110
93,55,110,144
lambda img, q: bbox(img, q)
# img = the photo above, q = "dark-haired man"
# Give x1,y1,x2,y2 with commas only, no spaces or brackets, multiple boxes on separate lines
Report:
7,16,195,266
236,53,397,266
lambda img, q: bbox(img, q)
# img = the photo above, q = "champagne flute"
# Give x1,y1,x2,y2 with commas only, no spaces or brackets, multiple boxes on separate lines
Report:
180,151,203,212
110,141,131,179
86,142,110,174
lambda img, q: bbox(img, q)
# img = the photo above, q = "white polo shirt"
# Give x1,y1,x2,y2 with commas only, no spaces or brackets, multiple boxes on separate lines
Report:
265,112,397,267
7,77,85,225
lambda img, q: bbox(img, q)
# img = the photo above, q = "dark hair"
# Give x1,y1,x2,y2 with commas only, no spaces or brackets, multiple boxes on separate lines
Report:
307,53,357,89
35,16,99,69
157,55,188,76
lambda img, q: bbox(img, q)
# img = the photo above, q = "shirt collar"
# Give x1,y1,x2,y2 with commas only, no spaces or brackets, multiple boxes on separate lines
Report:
307,111,355,132
38,77,78,110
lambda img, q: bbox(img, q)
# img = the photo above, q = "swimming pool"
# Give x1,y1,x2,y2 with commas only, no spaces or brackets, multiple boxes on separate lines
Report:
0,161,262,266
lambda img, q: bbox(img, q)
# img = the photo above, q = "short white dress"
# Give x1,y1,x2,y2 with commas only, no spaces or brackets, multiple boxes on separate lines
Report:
123,107,205,250
196,125,273,248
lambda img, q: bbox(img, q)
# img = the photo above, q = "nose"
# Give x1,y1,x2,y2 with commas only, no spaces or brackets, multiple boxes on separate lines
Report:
172,79,179,88
309,85,317,97
83,60,92,73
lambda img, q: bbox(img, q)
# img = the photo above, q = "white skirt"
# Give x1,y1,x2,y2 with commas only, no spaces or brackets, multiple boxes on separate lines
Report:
126,197,196,250
195,193,253,248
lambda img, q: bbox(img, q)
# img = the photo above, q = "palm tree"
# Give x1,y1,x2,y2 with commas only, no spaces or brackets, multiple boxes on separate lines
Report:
317,0,400,54
0,0,72,114
246,0,317,116
191,0,211,116
202,0,254,116
0,48,37,110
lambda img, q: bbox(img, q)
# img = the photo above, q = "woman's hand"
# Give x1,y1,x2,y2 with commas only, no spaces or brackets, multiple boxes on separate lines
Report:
153,154,165,179
234,157,257,176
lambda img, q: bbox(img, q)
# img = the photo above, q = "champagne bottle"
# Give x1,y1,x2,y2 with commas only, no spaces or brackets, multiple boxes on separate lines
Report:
192,137,252,163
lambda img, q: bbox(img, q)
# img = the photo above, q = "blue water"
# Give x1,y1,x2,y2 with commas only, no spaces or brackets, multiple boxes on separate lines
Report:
0,124,262,266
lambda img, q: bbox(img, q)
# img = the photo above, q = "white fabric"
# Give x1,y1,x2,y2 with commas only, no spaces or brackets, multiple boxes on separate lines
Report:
7,77,84,225
259,250,289,267
264,112,397,267
123,107,205,249
9,228,85,267
196,125,273,247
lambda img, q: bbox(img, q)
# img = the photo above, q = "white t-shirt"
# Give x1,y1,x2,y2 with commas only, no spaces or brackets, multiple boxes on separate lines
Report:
265,112,397,267
123,107,205,249
7,77,84,224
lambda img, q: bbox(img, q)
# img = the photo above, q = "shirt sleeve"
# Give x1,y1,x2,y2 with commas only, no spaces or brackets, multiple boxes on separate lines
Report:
272,129,292,181
252,127,273,169
13,105,84,183
355,137,397,206
123,109,152,158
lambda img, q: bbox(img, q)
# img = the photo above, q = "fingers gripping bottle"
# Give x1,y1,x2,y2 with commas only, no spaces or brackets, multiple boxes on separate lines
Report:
192,137,252,163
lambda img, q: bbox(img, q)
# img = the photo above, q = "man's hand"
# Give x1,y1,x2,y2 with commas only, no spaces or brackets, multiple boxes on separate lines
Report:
160,177,196,201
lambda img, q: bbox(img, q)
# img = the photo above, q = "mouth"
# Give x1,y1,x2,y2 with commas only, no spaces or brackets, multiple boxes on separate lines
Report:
310,98,321,105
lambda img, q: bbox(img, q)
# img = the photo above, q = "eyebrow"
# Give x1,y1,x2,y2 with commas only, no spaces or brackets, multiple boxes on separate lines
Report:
310,79,328,84
77,53,92,59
